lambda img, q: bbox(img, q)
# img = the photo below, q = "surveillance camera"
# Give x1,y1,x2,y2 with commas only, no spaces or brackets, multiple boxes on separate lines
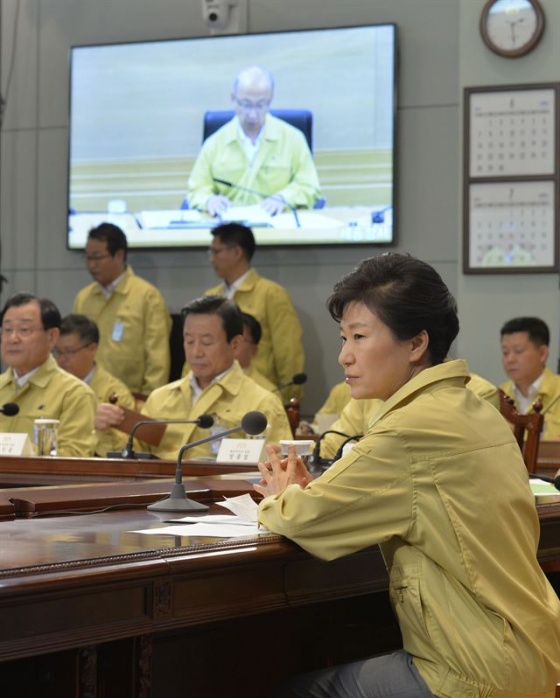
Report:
201,0,231,30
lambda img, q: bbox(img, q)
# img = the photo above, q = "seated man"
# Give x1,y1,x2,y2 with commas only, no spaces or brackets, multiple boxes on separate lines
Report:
95,296,292,459
235,312,276,392
187,65,321,217
500,316,560,438
54,314,135,457
318,367,499,461
0,293,96,456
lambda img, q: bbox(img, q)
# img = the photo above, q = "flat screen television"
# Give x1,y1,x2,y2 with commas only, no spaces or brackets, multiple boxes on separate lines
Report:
67,23,398,250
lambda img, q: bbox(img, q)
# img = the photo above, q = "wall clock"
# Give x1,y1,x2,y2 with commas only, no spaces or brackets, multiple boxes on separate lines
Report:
480,0,545,58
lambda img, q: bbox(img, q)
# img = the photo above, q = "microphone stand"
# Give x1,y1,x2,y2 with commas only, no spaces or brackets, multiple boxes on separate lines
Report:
147,425,248,512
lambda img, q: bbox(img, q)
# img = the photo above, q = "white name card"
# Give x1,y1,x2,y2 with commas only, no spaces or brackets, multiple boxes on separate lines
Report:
216,438,265,464
0,433,35,456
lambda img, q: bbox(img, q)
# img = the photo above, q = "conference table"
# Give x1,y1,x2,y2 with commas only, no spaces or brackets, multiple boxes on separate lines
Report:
0,454,557,698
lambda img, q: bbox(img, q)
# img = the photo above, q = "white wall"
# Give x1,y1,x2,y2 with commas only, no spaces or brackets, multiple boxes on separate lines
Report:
2,0,465,413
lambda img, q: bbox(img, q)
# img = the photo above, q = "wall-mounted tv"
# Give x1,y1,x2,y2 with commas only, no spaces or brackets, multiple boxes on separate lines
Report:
68,24,398,250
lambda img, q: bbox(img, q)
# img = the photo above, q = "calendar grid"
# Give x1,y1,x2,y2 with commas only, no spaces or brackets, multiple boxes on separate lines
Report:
463,83,560,274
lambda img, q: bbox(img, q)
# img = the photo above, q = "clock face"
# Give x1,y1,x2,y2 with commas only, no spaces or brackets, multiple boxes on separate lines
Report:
481,0,544,57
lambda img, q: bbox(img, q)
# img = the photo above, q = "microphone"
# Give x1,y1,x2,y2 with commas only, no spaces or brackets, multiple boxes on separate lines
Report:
531,474,560,491
147,411,268,512
110,414,214,460
0,403,19,416
274,373,307,393
213,177,301,227
311,429,353,470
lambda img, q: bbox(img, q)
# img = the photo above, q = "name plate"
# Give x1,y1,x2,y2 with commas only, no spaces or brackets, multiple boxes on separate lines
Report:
0,433,35,456
216,438,265,464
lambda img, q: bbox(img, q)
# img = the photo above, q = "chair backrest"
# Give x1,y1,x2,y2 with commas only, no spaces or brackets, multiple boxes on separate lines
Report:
498,388,544,473
284,397,301,438
203,109,313,151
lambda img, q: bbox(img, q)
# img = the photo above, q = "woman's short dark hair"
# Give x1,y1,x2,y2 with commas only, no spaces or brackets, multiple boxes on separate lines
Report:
327,253,459,365
181,295,243,342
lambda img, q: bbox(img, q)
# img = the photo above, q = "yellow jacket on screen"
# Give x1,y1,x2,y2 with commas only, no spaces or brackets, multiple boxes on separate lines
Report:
187,114,321,211
0,355,96,457
259,360,560,698
206,268,304,400
141,360,293,460
73,266,171,394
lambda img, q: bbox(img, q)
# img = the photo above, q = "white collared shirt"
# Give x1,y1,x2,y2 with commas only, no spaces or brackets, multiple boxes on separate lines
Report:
189,364,234,403
13,366,41,389
98,270,125,300
223,269,251,300
514,372,544,414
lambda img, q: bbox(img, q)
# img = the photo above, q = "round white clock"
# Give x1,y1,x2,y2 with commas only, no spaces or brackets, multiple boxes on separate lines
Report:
480,0,545,58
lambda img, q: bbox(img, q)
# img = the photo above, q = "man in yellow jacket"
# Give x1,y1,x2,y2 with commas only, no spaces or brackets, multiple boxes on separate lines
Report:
205,223,304,400
73,223,171,395
500,316,560,438
0,293,96,457
95,296,292,460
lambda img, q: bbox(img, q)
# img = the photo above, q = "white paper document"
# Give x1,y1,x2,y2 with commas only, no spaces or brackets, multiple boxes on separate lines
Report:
130,494,264,538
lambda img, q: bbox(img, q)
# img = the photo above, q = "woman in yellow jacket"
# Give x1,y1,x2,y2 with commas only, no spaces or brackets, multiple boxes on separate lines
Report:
256,254,560,698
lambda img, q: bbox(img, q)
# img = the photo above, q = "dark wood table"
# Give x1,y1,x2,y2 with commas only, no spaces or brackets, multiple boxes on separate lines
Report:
0,458,557,697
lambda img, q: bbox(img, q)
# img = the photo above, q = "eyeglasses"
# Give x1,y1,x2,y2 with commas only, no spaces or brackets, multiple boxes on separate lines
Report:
0,326,45,339
234,98,271,113
208,246,234,257
84,253,112,263
52,344,92,359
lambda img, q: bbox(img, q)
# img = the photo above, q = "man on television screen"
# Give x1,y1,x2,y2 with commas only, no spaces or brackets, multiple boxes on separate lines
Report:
186,65,321,217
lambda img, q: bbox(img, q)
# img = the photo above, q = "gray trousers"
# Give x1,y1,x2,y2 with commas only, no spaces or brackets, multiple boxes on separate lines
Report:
273,650,436,698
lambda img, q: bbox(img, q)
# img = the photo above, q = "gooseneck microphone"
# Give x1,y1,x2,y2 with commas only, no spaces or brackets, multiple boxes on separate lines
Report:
147,411,268,512
213,177,301,227
274,373,307,393
111,414,214,460
0,403,19,416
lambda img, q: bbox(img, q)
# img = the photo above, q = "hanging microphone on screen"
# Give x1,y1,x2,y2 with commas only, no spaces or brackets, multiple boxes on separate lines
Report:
274,373,307,393
147,411,268,512
110,414,215,460
212,177,301,228
0,403,19,416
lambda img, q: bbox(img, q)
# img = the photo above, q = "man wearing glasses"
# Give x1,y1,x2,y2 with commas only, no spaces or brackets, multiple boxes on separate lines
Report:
0,293,96,456
73,223,172,396
54,314,135,456
187,65,321,217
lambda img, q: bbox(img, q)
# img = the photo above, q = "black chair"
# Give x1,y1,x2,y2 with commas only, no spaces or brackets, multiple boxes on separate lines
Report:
203,108,314,151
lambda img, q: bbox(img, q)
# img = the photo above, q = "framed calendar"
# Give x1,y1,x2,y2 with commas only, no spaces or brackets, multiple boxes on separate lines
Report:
464,83,560,274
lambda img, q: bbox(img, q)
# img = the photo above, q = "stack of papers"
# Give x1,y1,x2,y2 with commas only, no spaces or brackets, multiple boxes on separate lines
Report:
530,478,560,504
131,494,266,538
